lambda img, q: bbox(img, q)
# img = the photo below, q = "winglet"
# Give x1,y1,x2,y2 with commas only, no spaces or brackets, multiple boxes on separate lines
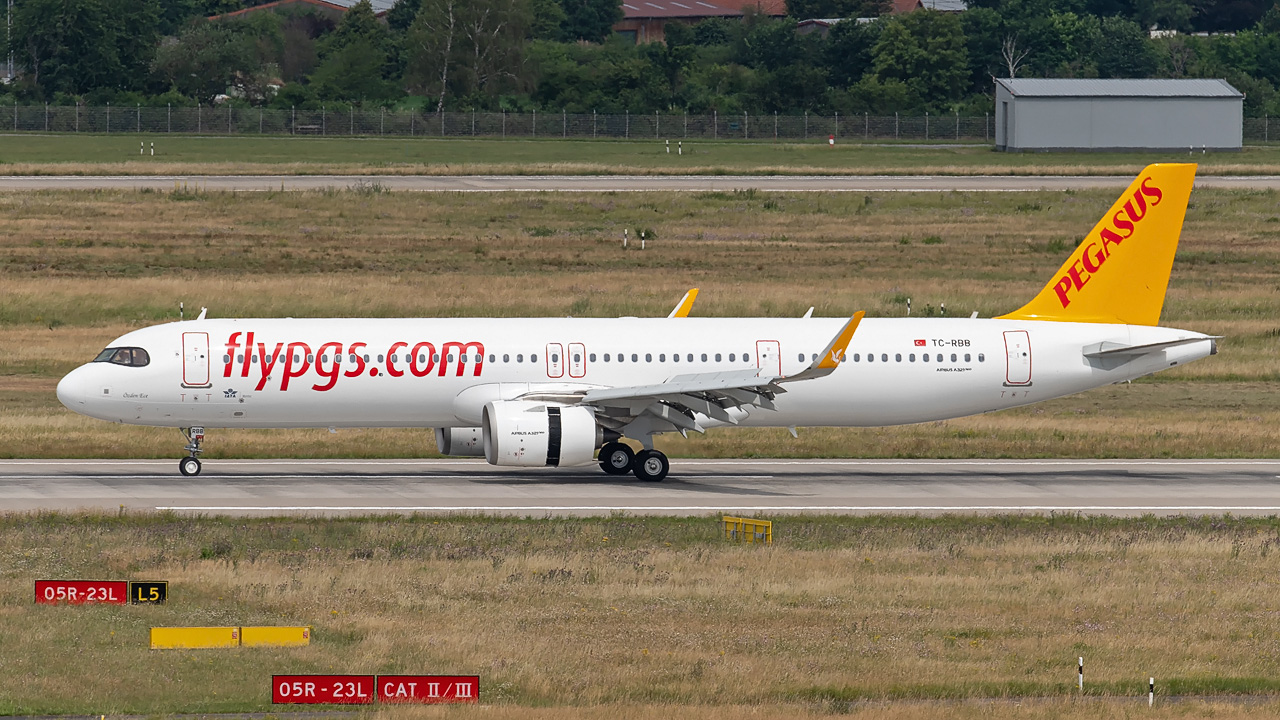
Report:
783,311,864,382
667,289,699,318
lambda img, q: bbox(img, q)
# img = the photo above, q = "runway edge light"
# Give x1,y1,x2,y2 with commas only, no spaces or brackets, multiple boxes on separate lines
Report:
150,627,240,649
242,626,311,647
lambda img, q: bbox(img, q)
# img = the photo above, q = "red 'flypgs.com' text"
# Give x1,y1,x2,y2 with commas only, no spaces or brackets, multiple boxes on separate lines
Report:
223,332,484,392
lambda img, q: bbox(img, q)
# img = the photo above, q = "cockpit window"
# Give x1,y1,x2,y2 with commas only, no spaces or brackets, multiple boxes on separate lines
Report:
93,347,150,367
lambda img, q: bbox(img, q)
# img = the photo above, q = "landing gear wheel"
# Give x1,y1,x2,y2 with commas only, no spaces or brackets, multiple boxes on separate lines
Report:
633,449,669,482
179,426,206,477
599,442,635,475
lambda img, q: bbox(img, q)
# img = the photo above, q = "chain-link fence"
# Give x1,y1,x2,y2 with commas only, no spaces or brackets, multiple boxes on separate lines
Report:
1,105,1008,141
5,104,1277,142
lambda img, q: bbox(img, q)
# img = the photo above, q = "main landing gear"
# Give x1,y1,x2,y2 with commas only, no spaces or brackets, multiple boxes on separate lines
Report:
599,442,669,482
179,426,205,476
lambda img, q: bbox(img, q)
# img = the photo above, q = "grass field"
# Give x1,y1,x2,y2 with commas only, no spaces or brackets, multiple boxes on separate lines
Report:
2,134,1280,175
2,184,1279,458
5,513,1280,716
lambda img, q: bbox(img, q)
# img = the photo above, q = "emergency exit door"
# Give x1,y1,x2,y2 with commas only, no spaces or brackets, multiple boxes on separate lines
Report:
182,332,211,387
756,340,781,377
1003,330,1031,386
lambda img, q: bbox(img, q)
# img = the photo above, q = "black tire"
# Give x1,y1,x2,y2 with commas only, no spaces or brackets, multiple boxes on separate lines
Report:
633,449,669,482
599,442,635,475
179,457,202,477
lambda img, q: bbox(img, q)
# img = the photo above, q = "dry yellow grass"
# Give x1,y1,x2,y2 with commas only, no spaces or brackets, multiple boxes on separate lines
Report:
2,187,1279,457
5,515,1280,714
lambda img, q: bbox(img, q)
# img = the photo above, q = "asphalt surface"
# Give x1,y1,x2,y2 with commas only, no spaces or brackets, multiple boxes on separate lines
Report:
2,174,1279,192
4,458,1280,516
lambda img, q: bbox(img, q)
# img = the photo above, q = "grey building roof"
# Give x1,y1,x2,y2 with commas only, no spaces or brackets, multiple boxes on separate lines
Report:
920,0,967,9
996,78,1242,98
324,0,398,12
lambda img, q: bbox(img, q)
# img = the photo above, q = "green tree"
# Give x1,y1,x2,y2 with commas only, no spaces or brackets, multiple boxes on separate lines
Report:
11,0,162,97
559,0,622,42
152,19,263,104
1095,16,1159,77
872,11,969,109
825,17,880,87
406,0,533,110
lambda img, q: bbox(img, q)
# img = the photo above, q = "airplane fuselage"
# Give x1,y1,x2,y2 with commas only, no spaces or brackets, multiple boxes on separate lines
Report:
57,317,1215,430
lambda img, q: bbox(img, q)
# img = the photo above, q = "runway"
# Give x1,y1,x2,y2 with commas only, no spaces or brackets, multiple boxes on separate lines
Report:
2,174,1280,192
3,459,1280,516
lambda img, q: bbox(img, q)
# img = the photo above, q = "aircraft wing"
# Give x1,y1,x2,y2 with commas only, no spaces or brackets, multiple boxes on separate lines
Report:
526,313,863,434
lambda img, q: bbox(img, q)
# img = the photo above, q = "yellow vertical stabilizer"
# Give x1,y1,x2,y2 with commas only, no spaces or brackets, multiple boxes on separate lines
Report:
997,163,1196,326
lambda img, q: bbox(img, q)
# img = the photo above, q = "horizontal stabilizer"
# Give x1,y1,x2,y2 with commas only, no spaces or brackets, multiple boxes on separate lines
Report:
1083,336,1218,358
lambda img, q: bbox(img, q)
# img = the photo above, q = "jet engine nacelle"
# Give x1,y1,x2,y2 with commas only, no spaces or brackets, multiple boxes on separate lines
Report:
435,426,484,457
482,400,601,467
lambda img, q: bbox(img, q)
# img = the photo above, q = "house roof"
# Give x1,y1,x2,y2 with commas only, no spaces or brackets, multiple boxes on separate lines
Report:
212,0,396,20
725,0,788,15
891,0,922,12
996,78,1243,98
920,0,966,9
621,0,742,19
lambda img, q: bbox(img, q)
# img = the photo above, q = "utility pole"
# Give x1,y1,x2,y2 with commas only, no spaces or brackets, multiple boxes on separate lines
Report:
6,0,13,84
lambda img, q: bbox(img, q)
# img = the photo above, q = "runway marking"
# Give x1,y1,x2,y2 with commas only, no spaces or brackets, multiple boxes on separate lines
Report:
155,505,1280,512
0,473,773,480
3,459,1278,466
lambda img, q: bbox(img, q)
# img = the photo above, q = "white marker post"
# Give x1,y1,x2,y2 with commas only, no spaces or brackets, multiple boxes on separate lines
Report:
1078,657,1083,692
640,231,646,250
150,142,155,156
678,141,682,156
623,229,628,249
665,139,670,154
906,298,911,315
139,141,144,155
1148,677,1154,707
940,302,946,316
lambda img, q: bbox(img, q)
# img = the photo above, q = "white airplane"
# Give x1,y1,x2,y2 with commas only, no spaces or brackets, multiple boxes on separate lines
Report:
57,163,1216,481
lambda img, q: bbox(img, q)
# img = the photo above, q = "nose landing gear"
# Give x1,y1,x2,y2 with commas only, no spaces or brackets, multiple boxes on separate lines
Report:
179,426,205,476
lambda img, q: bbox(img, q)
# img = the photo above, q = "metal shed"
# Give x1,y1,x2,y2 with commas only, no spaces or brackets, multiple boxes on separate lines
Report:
994,78,1243,152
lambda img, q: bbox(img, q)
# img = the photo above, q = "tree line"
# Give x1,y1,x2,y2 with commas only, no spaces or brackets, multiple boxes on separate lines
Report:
5,0,1280,117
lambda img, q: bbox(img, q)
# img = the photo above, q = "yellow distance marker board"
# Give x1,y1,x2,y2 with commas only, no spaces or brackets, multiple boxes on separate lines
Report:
150,626,310,649
151,627,240,649
242,626,311,647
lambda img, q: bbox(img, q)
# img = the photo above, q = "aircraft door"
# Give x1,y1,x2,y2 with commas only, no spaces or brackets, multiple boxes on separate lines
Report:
182,332,211,387
546,343,564,378
1003,330,1031,385
568,342,586,378
756,340,781,377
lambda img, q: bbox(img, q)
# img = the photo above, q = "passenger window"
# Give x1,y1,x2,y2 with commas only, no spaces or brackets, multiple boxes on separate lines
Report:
632,353,638,362
951,353,957,362
867,354,874,363
552,354,559,363
237,354,243,363
923,353,929,362
978,353,985,362
517,354,524,362
895,353,902,362
531,354,538,362
363,354,370,362
812,353,817,361
881,354,888,362
646,353,652,362
853,353,860,362
909,353,915,362
588,353,595,362
701,353,707,362
377,354,384,363
660,353,666,362
488,354,495,363
936,354,942,362
503,354,510,362
223,354,231,364
687,354,693,362
252,355,259,364
715,353,722,362
964,353,971,362
729,353,736,362
604,353,610,362
798,353,805,362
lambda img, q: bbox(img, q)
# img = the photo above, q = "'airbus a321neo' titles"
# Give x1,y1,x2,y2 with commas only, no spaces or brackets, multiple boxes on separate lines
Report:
57,164,1216,481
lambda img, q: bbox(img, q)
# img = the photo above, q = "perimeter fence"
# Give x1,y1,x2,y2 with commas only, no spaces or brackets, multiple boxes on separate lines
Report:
5,104,1277,142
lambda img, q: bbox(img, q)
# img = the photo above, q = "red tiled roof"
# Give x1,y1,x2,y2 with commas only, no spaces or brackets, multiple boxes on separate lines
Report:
724,0,788,15
621,0,743,19
891,0,923,12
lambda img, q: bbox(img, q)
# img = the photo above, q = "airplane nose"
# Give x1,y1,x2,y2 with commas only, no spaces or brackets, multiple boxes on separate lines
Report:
56,365,96,411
